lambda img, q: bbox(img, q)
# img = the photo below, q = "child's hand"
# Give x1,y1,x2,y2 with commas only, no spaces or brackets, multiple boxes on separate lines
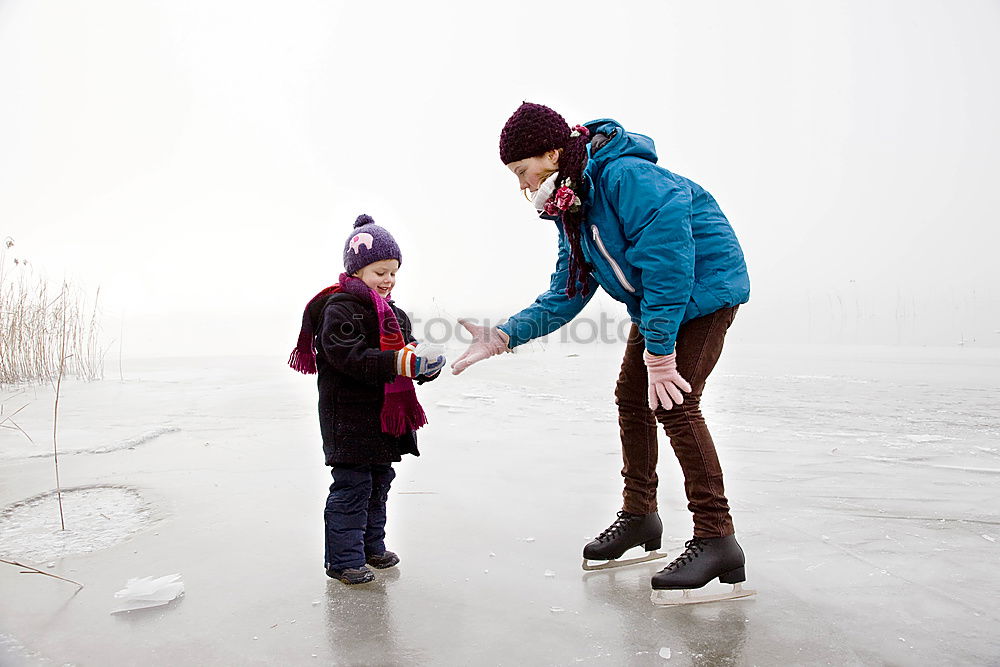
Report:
414,342,446,377
396,342,446,379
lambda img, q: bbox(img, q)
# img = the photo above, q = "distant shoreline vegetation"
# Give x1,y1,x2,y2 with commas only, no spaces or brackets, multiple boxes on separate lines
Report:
0,236,105,385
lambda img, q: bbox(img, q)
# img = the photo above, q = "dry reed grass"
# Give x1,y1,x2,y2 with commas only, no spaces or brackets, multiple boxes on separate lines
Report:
0,237,106,385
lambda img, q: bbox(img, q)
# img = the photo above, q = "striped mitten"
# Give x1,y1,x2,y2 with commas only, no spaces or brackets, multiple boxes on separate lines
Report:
395,342,446,378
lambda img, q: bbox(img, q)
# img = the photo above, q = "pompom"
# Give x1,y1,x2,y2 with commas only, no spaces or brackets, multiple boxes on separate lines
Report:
354,214,375,229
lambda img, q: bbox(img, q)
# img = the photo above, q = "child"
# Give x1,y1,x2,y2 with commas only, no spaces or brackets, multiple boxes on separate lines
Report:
289,214,445,585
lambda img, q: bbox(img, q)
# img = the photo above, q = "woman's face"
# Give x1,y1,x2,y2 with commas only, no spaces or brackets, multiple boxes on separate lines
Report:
507,149,560,193
353,259,399,297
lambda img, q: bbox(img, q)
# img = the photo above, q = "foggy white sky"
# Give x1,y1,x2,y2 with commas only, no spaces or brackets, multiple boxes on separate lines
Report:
1,0,998,358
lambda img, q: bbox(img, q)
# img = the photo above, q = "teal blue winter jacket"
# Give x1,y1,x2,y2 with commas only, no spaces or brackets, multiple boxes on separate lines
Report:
498,118,750,355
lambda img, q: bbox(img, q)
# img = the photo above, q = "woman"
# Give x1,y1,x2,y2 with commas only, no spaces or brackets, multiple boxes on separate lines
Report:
451,102,751,599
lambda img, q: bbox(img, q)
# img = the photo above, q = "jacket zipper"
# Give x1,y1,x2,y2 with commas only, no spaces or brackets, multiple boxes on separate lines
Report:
591,225,636,293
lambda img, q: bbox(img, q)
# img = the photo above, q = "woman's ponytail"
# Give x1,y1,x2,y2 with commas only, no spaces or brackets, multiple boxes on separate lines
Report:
554,127,592,298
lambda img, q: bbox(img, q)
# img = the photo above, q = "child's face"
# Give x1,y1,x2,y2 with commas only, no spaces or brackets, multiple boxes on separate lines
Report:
353,259,399,297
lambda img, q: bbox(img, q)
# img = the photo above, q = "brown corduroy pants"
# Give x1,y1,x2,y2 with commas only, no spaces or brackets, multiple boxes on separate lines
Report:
615,306,739,538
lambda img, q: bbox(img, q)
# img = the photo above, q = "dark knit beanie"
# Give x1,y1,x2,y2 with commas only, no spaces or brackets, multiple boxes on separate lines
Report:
499,102,572,165
343,214,402,275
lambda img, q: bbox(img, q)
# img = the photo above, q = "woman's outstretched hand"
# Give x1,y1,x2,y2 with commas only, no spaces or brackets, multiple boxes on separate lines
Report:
451,319,510,375
643,350,692,410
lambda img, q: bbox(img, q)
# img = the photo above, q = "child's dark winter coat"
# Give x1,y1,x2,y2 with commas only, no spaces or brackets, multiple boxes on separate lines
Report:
313,292,431,465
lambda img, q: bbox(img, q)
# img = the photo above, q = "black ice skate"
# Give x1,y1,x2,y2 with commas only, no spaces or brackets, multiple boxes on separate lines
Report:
582,511,667,571
649,534,756,605
326,565,376,585
366,550,400,569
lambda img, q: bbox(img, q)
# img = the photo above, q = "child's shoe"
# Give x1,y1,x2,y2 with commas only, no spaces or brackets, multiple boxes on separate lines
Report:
326,565,376,585
365,550,400,569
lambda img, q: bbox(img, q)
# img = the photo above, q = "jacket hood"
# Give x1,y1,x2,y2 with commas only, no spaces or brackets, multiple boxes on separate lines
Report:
583,118,659,172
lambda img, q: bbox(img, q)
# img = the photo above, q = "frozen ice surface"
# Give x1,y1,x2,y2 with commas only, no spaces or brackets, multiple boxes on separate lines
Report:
0,379,183,462
0,486,152,562
1,344,999,665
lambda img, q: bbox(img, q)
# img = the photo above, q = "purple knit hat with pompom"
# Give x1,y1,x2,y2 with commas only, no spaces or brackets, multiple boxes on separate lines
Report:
499,102,572,164
343,214,402,275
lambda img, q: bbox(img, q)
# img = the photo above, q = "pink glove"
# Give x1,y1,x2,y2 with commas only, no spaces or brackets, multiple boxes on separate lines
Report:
643,349,692,410
451,319,510,375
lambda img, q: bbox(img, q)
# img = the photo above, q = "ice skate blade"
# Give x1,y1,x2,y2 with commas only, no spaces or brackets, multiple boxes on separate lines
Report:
582,551,668,571
650,583,756,606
